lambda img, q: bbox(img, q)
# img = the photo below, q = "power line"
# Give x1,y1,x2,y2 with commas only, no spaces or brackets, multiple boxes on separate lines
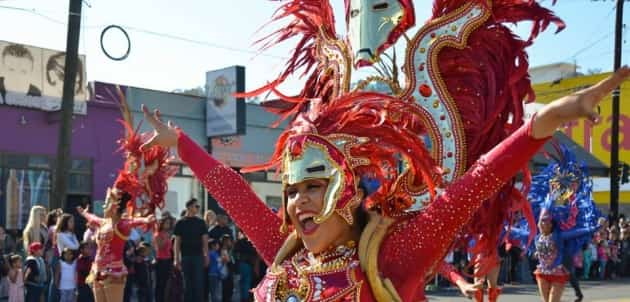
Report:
0,4,288,60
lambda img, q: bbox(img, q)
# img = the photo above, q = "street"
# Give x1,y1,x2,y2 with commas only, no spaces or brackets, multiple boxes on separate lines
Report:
426,279,630,301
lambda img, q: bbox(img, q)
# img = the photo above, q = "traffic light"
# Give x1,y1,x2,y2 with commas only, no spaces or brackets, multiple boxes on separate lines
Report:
622,163,630,184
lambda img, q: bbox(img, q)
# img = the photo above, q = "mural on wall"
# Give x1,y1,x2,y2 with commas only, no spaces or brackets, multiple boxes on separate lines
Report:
2,168,50,229
0,41,88,114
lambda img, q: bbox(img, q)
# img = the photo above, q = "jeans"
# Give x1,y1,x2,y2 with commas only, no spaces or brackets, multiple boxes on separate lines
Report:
599,259,607,279
59,289,76,302
238,262,253,302
47,256,59,302
25,285,44,302
182,255,205,302
208,275,221,302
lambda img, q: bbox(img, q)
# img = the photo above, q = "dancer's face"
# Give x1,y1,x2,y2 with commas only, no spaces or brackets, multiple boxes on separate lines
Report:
539,219,552,235
286,179,355,254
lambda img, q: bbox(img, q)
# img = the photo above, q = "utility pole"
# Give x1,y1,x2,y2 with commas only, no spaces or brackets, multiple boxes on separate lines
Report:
610,0,624,220
52,0,82,210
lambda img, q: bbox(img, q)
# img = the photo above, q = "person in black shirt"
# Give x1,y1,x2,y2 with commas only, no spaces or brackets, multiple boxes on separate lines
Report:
173,199,208,302
208,214,233,241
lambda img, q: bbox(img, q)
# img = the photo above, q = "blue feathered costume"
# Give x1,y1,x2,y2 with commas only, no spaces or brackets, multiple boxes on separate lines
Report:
511,143,601,283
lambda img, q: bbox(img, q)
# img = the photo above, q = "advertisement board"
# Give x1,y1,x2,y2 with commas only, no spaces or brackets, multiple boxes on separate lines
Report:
205,66,246,137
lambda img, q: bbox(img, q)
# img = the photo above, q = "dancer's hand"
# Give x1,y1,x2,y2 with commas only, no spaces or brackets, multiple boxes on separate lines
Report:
76,206,89,216
455,279,483,298
141,104,179,150
532,66,630,139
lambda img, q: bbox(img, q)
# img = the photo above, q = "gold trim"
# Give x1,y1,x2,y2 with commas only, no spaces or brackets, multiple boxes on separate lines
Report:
358,212,402,302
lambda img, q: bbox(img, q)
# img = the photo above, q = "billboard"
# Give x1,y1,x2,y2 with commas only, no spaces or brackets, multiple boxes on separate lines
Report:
205,66,246,137
0,41,88,114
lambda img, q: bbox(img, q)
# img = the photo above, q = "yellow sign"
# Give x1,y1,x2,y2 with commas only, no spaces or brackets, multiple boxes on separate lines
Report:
532,73,630,203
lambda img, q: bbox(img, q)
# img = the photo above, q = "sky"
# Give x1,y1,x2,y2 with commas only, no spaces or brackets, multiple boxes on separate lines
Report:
0,0,627,96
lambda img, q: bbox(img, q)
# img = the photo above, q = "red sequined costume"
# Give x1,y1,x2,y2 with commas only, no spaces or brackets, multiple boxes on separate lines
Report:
82,213,153,279
82,91,176,282
176,115,549,301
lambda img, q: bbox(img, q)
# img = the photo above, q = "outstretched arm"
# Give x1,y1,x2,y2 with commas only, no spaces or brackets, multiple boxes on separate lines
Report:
561,226,598,241
140,105,286,265
437,262,482,298
381,117,549,291
380,68,630,291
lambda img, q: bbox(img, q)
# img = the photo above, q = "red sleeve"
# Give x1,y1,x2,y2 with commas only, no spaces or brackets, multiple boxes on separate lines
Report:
177,130,286,265
438,262,465,285
81,212,103,227
380,118,549,295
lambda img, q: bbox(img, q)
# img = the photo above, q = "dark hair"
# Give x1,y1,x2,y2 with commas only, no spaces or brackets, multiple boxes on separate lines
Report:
9,254,21,266
2,44,34,64
158,216,172,232
79,241,91,250
46,211,59,228
118,192,132,217
185,198,198,208
45,52,84,94
55,214,74,233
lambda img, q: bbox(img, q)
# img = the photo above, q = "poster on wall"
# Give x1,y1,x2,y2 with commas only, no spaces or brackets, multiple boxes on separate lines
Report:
205,66,246,137
2,168,50,229
0,41,88,114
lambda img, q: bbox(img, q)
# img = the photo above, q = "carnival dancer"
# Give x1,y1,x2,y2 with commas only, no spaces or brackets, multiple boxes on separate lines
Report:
511,145,602,302
141,63,629,301
77,94,176,302
243,2,562,300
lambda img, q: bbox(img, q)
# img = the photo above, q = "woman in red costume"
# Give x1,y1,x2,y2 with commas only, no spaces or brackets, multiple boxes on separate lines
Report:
77,188,154,302
141,64,629,301
77,98,176,302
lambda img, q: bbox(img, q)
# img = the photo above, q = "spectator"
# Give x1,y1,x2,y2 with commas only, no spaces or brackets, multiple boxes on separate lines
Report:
621,222,630,276
597,240,608,280
56,214,80,255
134,243,153,302
7,255,23,302
204,210,217,302
22,207,48,255
0,255,9,302
173,198,209,302
234,231,257,302
55,248,77,302
24,242,46,302
589,237,599,279
154,216,173,302
76,242,94,302
0,226,16,255
219,235,234,302
582,243,593,280
608,229,621,279
205,210,217,234
208,215,232,241
207,239,222,302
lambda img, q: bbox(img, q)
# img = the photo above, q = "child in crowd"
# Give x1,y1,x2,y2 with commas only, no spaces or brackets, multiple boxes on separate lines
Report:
7,255,23,302
208,239,222,302
24,243,45,302
597,240,609,280
55,248,76,302
76,242,94,302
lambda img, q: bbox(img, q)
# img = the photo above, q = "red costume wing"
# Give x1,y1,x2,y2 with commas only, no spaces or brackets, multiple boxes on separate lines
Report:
428,0,564,273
